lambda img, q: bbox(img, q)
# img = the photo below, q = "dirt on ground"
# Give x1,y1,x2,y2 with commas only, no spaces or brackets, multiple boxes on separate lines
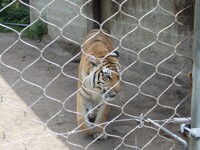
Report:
0,32,191,150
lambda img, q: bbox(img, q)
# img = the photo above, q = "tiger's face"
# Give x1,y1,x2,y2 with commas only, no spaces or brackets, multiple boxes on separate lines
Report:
101,66,121,101
87,51,121,102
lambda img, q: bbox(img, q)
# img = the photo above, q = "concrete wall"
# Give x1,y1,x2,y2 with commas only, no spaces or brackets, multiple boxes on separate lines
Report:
29,0,193,81
30,0,88,44
110,0,193,79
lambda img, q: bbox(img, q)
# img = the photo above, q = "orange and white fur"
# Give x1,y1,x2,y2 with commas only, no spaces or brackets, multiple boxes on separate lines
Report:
76,29,121,139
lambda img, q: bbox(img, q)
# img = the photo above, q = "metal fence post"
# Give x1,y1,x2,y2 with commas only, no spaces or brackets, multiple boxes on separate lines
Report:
190,0,200,149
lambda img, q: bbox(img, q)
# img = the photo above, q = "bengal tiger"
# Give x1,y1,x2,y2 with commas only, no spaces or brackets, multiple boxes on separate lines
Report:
76,29,121,140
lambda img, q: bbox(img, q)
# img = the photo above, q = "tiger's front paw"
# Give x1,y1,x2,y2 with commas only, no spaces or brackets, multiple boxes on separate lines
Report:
93,128,108,140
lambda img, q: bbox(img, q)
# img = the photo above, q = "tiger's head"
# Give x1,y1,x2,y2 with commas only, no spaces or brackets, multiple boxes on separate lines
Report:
86,51,121,102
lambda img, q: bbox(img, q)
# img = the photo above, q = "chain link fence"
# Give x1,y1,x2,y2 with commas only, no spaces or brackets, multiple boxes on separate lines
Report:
0,0,29,29
0,0,196,150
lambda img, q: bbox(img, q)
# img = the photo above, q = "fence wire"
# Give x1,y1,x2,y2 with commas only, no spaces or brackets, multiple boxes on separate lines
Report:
0,0,194,150
0,0,30,28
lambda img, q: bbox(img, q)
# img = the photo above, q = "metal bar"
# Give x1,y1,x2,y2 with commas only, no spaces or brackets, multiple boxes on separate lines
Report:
148,118,188,150
1,23,29,27
185,127,200,138
190,0,200,149
169,118,191,124
153,117,191,124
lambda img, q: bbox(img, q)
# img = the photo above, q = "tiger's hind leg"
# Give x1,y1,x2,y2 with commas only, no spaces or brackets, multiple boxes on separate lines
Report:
93,104,110,140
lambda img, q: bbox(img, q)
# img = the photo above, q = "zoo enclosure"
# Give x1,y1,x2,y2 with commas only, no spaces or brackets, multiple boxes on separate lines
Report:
0,0,199,150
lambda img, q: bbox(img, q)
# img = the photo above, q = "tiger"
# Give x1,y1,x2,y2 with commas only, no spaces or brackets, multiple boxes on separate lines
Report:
76,29,121,140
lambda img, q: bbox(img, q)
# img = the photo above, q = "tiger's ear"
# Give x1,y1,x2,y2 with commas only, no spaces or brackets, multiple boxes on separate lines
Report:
110,51,119,59
89,55,99,67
